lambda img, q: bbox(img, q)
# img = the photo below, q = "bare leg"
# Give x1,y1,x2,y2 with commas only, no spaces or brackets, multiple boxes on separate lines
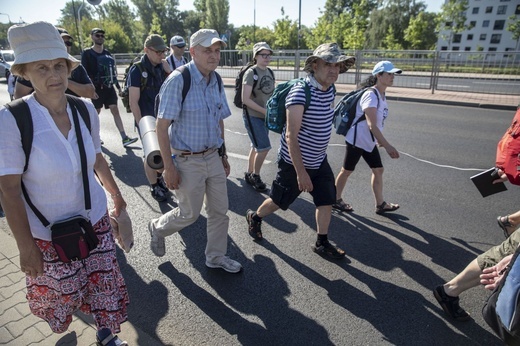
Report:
256,198,280,218
108,104,126,135
443,259,482,297
371,167,384,206
253,150,269,175
316,205,332,235
335,168,353,200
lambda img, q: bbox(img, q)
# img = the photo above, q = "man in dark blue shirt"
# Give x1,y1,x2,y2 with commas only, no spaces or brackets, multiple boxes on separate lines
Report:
128,34,172,202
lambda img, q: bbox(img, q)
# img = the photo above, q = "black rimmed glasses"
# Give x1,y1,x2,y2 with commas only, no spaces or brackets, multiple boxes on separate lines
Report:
150,48,168,55
64,41,73,47
258,54,272,59
95,34,105,38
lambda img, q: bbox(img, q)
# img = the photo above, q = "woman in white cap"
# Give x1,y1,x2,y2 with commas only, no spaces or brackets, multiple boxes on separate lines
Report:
0,22,129,346
242,42,275,192
333,60,401,215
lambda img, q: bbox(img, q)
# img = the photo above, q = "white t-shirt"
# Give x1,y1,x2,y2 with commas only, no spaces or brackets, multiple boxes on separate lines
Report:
345,88,388,152
0,95,108,241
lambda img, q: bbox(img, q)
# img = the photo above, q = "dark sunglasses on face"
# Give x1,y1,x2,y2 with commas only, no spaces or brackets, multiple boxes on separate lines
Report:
258,54,272,59
64,41,73,47
95,34,104,38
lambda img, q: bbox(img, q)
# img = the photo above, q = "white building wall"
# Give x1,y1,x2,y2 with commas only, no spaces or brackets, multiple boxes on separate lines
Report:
437,0,520,52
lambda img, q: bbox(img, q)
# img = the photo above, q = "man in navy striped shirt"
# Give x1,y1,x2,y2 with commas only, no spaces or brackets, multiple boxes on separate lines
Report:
246,43,355,259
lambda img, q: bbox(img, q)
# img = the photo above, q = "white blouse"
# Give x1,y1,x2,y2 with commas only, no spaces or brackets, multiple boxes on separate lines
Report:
0,95,108,241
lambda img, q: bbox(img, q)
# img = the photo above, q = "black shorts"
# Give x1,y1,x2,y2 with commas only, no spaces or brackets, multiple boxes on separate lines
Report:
92,86,118,110
342,142,383,171
269,157,336,210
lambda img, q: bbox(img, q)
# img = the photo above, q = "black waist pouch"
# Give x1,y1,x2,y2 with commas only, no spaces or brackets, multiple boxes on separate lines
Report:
51,216,99,263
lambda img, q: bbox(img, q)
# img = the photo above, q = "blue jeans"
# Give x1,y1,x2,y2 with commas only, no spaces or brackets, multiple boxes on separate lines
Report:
242,112,271,151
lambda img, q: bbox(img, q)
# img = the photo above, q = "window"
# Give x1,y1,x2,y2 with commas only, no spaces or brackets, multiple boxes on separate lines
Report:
452,47,460,51
516,4,520,14
490,34,502,44
445,21,452,28
441,46,448,51
497,5,507,14
486,6,493,13
453,34,462,43
480,34,487,40
472,7,479,14
470,21,477,28
465,47,472,51
483,20,490,27
489,47,497,51
494,20,505,30
467,34,474,40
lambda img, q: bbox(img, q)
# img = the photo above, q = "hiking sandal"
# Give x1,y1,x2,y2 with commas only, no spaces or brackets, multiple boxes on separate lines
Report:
497,215,515,239
332,198,353,212
97,333,128,346
375,201,399,215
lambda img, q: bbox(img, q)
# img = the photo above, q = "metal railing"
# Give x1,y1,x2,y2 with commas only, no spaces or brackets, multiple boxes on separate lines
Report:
112,49,520,96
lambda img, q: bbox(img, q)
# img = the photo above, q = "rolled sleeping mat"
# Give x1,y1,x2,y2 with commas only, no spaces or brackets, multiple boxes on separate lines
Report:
139,115,163,170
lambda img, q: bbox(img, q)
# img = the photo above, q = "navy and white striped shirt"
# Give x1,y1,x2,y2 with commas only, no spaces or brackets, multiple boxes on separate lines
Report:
280,77,335,169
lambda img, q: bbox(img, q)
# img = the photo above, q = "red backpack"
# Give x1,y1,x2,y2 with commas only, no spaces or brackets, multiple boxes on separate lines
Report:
496,107,520,185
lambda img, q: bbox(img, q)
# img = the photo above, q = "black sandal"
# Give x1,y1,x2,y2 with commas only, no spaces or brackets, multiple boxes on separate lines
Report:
332,198,353,212
497,215,515,239
97,329,128,346
375,201,399,215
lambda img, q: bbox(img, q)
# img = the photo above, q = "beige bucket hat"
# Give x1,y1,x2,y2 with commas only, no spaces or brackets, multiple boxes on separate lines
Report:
303,43,355,74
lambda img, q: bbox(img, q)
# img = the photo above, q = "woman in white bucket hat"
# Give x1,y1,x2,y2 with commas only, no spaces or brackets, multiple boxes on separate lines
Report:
0,21,129,346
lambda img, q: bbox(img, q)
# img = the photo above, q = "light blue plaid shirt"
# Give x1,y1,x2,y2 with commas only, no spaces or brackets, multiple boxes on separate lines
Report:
157,61,231,152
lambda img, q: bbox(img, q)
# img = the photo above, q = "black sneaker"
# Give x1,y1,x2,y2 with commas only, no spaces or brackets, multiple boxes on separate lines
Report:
312,240,345,259
151,185,167,202
249,173,267,192
433,285,471,321
246,209,263,240
157,177,170,195
244,172,253,185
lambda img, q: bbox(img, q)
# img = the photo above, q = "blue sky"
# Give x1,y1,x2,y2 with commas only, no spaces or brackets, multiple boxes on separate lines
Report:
2,0,442,28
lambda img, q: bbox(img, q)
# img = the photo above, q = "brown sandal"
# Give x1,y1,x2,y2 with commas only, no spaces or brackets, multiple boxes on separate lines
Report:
375,201,399,215
497,215,515,238
332,198,353,212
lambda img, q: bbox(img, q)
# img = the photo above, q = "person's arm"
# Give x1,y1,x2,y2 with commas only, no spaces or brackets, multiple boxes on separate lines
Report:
242,83,267,115
93,153,127,217
14,81,33,99
161,59,173,76
129,86,142,124
480,254,514,290
157,117,180,189
219,119,230,177
0,174,43,277
67,79,96,98
286,104,312,192
364,104,399,159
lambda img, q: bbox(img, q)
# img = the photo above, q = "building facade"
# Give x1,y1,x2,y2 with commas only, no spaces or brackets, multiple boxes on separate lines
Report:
437,0,520,54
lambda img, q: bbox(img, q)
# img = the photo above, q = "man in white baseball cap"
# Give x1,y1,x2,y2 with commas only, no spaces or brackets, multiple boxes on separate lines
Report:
167,35,188,70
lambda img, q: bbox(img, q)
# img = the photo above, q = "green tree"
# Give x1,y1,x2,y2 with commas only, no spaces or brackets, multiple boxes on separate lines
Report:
507,15,520,51
404,12,439,50
382,26,403,50
204,0,230,36
436,0,469,50
272,8,299,49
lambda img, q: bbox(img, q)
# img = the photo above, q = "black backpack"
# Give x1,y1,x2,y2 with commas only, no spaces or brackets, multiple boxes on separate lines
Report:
333,87,377,136
4,95,91,173
233,64,273,109
120,56,145,113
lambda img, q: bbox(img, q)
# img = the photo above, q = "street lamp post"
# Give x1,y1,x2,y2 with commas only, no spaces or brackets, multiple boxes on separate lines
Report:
253,0,256,43
0,13,11,24
295,0,302,78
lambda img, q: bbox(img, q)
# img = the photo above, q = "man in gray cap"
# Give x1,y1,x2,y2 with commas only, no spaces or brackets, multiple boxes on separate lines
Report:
149,29,242,273
167,35,188,70
127,34,172,202
246,43,355,259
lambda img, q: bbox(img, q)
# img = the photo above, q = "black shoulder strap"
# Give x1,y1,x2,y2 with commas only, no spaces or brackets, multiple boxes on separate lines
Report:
180,66,191,104
66,95,91,132
4,98,33,173
215,71,223,93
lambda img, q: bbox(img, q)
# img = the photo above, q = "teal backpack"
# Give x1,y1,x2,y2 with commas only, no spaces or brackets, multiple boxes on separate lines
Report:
265,79,311,134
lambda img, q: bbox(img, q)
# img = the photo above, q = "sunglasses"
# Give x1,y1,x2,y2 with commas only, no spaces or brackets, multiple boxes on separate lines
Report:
94,34,105,38
64,41,73,47
258,54,272,59
150,48,168,55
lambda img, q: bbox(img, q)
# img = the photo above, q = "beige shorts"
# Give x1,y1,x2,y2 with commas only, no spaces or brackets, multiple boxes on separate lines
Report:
477,229,520,269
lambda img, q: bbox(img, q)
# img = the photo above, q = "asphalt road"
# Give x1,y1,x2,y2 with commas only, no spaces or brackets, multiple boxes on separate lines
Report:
1,84,519,345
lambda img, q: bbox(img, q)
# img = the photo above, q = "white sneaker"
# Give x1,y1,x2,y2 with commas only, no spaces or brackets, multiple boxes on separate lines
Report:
205,256,242,273
149,220,165,257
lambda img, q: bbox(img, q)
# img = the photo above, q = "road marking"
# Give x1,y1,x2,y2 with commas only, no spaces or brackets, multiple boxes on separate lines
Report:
401,151,484,171
228,152,272,164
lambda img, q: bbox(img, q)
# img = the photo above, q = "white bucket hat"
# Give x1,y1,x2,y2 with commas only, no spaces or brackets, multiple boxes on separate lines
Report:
8,21,80,76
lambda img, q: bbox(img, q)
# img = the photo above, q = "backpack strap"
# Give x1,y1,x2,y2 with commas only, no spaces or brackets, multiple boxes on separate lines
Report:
4,99,33,173
66,95,91,132
301,80,312,112
179,66,191,104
